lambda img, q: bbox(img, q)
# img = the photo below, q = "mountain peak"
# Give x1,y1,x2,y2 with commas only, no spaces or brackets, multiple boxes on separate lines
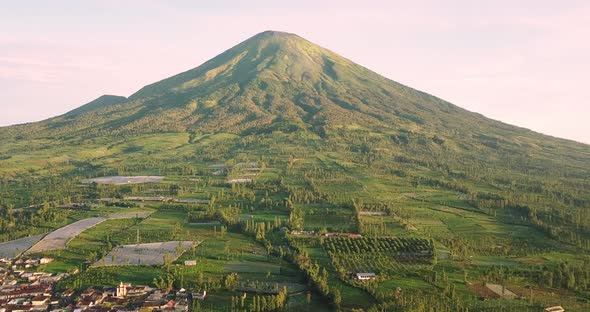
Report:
254,30,300,38
129,30,338,100
236,30,320,58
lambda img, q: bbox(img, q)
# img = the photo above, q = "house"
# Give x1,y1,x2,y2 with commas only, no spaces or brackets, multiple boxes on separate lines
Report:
80,288,96,298
127,285,152,297
184,260,197,266
227,178,253,184
355,273,376,280
31,294,51,305
545,307,565,312
192,291,207,300
39,257,54,265
291,230,315,236
62,288,75,298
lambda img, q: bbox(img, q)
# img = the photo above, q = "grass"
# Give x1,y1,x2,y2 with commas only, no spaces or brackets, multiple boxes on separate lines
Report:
224,261,282,274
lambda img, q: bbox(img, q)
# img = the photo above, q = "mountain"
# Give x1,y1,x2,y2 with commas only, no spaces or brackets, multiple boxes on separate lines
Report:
65,95,128,117
2,31,587,153
1,30,590,311
2,31,588,176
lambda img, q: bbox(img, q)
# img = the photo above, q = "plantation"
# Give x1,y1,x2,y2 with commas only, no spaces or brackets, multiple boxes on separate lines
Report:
324,237,434,259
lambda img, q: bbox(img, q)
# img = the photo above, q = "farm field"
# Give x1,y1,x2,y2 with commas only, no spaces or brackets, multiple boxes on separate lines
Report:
0,29,588,312
26,217,107,254
107,211,153,219
41,202,335,311
93,241,195,266
81,175,165,184
23,210,154,255
0,234,45,258
3,155,587,312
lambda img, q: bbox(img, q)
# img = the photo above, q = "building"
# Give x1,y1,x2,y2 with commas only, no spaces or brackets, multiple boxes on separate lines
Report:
227,178,253,184
355,273,376,280
31,294,51,305
545,307,565,312
291,230,315,235
116,282,131,298
184,260,197,266
192,291,207,300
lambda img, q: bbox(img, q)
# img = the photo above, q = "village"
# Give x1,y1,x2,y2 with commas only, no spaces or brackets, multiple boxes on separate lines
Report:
0,256,205,312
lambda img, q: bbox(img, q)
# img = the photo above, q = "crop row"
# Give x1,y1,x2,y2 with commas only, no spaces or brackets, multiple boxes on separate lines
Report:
323,237,434,255
331,253,408,275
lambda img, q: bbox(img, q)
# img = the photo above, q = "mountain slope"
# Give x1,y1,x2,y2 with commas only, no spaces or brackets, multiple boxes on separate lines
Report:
2,31,588,172
65,95,128,117
1,30,590,311
0,33,507,133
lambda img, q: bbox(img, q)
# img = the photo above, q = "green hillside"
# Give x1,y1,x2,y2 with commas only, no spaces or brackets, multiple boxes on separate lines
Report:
0,31,589,311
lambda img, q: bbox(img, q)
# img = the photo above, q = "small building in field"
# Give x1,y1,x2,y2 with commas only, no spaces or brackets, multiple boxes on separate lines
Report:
545,306,565,312
184,260,197,266
193,290,207,300
227,178,253,184
291,230,315,236
355,273,376,280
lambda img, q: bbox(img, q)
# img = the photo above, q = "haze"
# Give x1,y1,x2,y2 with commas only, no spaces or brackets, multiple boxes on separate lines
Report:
1,0,589,143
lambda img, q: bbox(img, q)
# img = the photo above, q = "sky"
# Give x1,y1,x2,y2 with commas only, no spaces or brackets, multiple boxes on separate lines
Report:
1,0,589,144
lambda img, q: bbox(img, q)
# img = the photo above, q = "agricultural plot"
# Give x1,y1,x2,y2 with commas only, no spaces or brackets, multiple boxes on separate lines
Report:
25,211,152,255
224,261,282,274
26,217,107,254
107,211,153,219
324,237,434,260
93,241,195,266
359,211,387,216
234,281,306,294
324,237,434,279
0,234,45,258
485,283,519,299
332,253,413,276
81,175,165,185
300,204,357,231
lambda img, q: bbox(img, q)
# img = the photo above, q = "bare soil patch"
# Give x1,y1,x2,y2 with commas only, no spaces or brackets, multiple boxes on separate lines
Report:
81,176,165,185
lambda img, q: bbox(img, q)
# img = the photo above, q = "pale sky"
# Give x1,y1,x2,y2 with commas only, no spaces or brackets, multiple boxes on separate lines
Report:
1,0,589,144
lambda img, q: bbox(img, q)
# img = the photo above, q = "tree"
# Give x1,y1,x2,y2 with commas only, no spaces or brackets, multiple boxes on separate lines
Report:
333,288,342,310
223,273,237,290
196,271,204,287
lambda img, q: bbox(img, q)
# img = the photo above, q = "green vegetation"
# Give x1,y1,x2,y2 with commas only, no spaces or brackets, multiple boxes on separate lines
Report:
0,31,589,311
